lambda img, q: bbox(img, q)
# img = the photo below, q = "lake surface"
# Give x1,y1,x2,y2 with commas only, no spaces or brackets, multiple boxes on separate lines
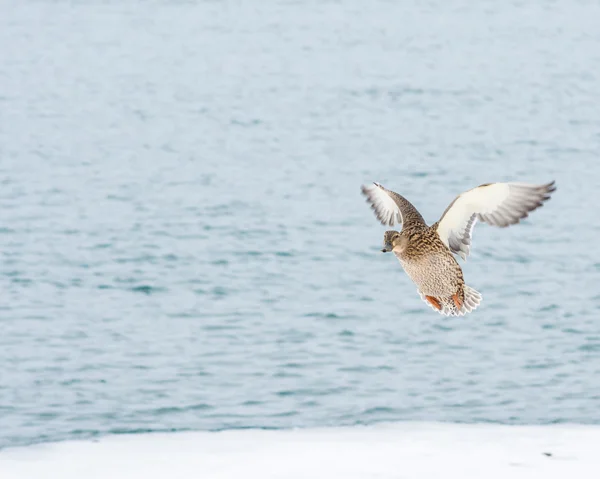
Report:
1,0,600,449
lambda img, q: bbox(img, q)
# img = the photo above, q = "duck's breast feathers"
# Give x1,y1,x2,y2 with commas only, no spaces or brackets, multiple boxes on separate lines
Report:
361,182,427,229
435,181,556,260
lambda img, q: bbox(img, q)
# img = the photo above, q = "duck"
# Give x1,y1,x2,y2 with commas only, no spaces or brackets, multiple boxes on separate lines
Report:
361,181,556,316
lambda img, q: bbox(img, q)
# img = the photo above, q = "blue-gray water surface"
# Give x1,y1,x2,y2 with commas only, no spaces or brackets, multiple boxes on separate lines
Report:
1,0,600,450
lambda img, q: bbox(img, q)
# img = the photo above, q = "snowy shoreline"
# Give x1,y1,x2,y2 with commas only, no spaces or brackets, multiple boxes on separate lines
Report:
1,422,599,478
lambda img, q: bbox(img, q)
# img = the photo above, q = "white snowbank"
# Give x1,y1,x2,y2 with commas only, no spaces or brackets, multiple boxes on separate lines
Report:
1,422,599,479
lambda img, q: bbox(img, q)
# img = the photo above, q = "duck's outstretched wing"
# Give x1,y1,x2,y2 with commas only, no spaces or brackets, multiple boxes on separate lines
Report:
434,181,556,260
361,182,427,230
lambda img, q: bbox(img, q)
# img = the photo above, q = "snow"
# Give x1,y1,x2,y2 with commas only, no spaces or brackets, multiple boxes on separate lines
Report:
1,422,599,479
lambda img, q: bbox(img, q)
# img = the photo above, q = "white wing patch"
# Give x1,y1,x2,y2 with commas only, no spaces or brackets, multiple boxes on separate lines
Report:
360,182,403,227
436,181,555,260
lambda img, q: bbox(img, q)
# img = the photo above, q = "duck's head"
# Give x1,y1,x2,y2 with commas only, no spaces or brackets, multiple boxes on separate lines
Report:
381,230,407,253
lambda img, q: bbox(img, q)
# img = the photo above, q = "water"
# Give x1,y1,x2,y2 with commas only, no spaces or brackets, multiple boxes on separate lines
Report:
1,0,600,450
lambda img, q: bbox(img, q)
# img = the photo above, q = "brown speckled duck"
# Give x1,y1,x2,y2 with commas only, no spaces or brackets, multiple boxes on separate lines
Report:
361,181,556,316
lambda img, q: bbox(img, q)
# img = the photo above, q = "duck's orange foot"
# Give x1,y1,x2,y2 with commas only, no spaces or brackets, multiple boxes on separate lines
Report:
452,293,463,311
425,295,442,311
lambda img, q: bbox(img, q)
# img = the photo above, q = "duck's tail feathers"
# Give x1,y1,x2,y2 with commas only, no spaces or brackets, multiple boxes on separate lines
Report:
460,285,482,316
418,285,482,317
